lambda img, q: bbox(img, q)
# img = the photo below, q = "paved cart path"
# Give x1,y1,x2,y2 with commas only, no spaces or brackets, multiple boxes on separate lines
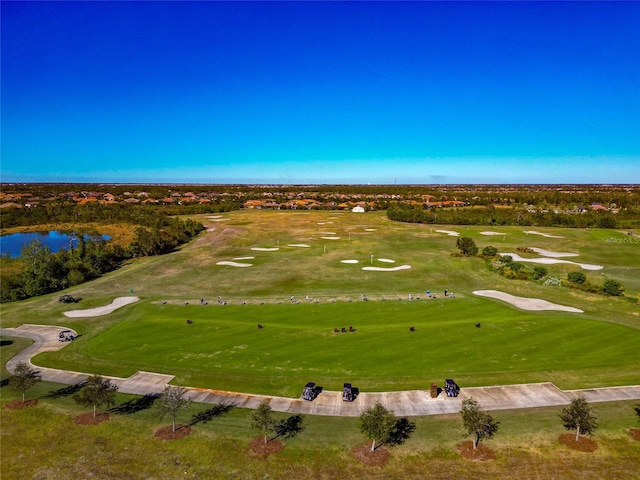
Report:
3,324,640,417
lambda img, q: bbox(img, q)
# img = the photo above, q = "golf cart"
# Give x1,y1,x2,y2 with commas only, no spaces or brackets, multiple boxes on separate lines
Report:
302,382,318,401
343,383,355,402
58,330,75,342
444,379,460,397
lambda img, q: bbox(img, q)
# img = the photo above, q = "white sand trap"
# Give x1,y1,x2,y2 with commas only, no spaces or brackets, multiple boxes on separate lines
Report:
341,259,359,264
377,258,395,263
317,222,333,225
208,215,223,219
319,231,336,235
321,236,341,240
362,265,411,272
288,244,311,248
217,261,252,267
233,256,255,260
436,230,460,236
251,247,280,251
64,296,139,318
524,230,564,238
480,231,506,236
473,290,583,313
365,229,377,232
502,253,603,271
529,247,578,258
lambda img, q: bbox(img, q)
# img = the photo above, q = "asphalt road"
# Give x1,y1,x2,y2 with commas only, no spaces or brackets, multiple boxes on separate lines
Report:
3,324,639,417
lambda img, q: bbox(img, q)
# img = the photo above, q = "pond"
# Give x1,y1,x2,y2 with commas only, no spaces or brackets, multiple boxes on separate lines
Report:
0,231,111,258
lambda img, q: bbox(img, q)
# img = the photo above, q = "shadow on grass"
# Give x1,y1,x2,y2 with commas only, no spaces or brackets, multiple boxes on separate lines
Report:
189,403,235,426
109,394,159,415
385,417,416,447
0,340,14,347
0,378,9,388
44,383,85,399
273,414,305,441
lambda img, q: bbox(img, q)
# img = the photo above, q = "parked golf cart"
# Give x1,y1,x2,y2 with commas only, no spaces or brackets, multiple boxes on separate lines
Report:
58,330,75,342
343,383,355,402
302,382,319,401
444,379,460,397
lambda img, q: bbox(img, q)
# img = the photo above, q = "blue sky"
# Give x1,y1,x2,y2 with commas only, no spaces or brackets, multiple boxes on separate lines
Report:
2,1,639,184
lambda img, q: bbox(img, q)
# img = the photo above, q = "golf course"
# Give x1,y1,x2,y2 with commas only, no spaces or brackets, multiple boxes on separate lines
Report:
2,209,639,478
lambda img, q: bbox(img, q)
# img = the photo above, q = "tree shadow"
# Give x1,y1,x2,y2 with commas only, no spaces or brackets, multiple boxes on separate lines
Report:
0,378,9,388
109,394,159,415
44,382,85,399
385,417,416,447
189,403,235,426
273,414,305,441
0,340,14,347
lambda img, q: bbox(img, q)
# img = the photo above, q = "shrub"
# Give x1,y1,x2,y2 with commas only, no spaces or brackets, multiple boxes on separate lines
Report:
602,279,625,296
482,246,498,257
533,266,548,280
567,271,586,284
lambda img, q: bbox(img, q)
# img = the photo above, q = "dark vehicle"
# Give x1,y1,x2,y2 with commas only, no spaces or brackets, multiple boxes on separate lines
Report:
444,379,460,397
302,382,317,401
58,330,75,342
343,383,354,402
58,294,81,303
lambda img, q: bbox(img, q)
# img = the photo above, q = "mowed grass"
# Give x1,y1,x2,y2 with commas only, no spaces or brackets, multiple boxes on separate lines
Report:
33,296,640,396
2,210,640,395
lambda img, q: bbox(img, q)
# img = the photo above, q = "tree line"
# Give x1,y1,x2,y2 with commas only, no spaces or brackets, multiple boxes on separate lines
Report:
0,214,204,303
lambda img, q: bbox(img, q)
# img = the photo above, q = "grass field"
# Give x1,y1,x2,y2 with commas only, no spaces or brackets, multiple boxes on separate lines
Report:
2,210,639,395
2,210,640,478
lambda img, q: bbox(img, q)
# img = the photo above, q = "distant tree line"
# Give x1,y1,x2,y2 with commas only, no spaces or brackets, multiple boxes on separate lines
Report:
0,214,204,303
386,203,632,228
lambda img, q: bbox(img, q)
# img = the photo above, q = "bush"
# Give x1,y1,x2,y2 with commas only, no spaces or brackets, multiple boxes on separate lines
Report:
533,266,548,280
482,246,498,257
456,237,478,256
567,271,586,284
602,279,624,296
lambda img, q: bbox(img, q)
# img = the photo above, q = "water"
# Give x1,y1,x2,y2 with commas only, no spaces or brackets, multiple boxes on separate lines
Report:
0,231,111,258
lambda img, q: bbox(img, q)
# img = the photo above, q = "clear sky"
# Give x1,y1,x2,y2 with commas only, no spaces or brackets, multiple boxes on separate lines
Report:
2,1,639,185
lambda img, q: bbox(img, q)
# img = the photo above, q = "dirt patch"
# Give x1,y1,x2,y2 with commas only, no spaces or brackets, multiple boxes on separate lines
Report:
352,443,391,467
457,441,496,461
248,437,285,457
5,399,38,410
558,433,598,452
154,424,192,440
629,428,640,442
73,412,110,425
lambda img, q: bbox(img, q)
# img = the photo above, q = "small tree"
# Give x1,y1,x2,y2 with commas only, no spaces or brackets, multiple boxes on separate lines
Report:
456,237,478,256
567,271,586,284
482,246,498,257
533,266,548,280
157,386,191,432
358,402,397,451
559,396,597,442
9,362,41,402
460,397,499,450
249,401,275,444
73,375,119,418
602,279,624,296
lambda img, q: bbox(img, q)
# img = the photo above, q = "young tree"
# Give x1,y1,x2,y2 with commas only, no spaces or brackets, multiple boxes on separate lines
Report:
602,279,625,296
460,397,499,450
559,396,598,442
567,271,586,284
9,362,41,402
358,402,397,451
481,246,498,257
157,386,191,432
456,237,478,256
73,375,119,418
249,402,276,444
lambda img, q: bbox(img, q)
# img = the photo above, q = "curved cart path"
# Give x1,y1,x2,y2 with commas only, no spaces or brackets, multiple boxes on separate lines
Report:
3,324,640,417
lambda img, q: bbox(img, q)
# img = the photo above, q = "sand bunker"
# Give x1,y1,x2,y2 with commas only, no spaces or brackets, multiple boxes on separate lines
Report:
251,247,279,251
524,230,564,238
480,231,506,236
321,236,340,240
233,256,255,260
318,231,336,235
529,247,578,258
362,265,411,272
377,258,395,263
317,222,333,225
288,244,311,248
365,229,377,232
436,230,460,237
64,296,139,318
217,261,252,267
473,290,583,313
502,253,602,271
341,259,359,264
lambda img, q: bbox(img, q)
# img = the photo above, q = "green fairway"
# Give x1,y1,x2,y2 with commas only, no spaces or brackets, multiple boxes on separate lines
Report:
2,210,640,396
